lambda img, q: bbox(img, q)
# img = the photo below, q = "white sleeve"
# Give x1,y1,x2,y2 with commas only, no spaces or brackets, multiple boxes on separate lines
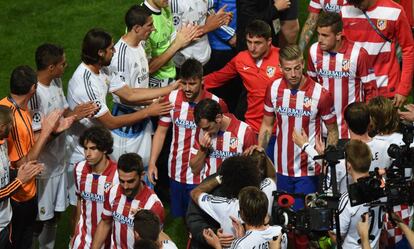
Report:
74,78,109,118
28,94,42,132
338,194,351,238
197,193,230,222
260,178,276,215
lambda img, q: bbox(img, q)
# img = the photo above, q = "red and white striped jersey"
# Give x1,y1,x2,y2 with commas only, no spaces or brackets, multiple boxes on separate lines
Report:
341,0,414,98
307,38,377,139
264,77,336,177
72,159,119,249
191,114,257,180
308,0,346,13
101,183,165,249
158,89,228,185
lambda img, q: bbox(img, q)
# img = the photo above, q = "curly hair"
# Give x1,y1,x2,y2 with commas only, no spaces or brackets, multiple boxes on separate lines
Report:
218,156,260,199
79,126,113,154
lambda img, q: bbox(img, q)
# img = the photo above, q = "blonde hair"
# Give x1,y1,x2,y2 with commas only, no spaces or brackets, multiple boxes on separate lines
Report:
279,45,303,63
367,96,399,136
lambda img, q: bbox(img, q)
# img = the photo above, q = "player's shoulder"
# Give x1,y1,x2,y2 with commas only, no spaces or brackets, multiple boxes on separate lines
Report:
260,177,276,190
231,231,254,248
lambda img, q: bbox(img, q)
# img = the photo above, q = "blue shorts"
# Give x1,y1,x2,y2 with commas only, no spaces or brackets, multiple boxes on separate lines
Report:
169,179,197,217
265,135,276,164
276,173,319,211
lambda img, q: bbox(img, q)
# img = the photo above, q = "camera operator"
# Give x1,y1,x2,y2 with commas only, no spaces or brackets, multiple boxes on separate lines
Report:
368,96,414,248
293,102,393,194
336,139,383,249
357,212,414,249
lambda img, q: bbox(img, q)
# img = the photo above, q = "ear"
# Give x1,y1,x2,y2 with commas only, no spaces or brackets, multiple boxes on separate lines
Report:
336,31,343,41
133,24,141,33
267,38,272,46
346,161,352,172
215,113,223,123
98,49,105,57
48,64,56,72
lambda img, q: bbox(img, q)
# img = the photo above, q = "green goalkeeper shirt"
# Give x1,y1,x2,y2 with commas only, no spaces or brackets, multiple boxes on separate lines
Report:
145,6,176,80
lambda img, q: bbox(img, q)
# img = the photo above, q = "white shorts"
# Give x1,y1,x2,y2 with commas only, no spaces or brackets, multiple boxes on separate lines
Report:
37,173,69,221
67,162,77,206
111,122,152,166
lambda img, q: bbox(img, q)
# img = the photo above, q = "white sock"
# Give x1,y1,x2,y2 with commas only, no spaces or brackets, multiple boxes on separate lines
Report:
38,221,57,249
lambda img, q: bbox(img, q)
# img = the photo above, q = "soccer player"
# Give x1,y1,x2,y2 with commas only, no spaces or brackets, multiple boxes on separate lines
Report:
170,0,231,67
133,210,178,249
190,99,257,179
142,0,202,87
205,186,287,249
307,12,377,142
204,20,283,134
341,0,414,107
109,5,156,163
92,153,164,249
67,28,176,208
298,0,346,51
30,43,98,249
337,140,382,248
71,126,118,249
147,58,228,218
0,65,73,249
190,156,261,235
256,45,338,210
0,106,43,249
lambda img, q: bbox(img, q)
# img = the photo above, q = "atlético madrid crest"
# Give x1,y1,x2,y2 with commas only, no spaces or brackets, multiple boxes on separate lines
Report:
342,59,350,71
377,19,387,31
230,137,238,149
266,66,276,78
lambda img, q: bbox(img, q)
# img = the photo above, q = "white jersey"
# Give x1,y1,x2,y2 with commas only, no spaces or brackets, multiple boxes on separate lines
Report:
110,38,149,107
108,38,152,164
198,193,241,235
326,137,393,194
161,240,178,249
67,63,126,164
170,0,212,66
0,140,11,231
339,191,382,249
230,226,287,249
260,178,277,215
197,179,275,235
29,79,69,178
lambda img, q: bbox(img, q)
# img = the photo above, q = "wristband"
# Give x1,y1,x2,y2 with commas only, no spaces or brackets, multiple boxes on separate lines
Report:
301,142,310,152
215,175,222,184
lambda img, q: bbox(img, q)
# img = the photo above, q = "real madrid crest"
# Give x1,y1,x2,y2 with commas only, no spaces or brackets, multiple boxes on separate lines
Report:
266,66,276,78
342,59,350,71
229,137,238,149
376,19,387,31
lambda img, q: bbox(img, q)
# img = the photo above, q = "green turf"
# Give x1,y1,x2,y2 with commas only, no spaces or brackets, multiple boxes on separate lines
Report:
0,1,312,248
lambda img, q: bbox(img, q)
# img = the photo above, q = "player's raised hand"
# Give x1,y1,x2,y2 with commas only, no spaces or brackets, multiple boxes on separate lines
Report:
16,160,44,184
216,228,234,248
274,0,291,11
292,128,309,148
175,23,203,48
203,228,222,249
146,99,173,116
243,145,264,156
398,104,414,122
200,133,212,150
72,101,100,120
230,216,245,238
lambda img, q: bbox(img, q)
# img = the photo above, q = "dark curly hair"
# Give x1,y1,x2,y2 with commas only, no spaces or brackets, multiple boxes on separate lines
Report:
79,126,113,154
219,155,260,199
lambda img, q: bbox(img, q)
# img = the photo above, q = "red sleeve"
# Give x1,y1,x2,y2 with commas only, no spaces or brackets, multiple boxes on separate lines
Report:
396,8,414,96
151,201,165,224
74,163,80,195
219,99,229,113
308,0,323,13
317,89,337,125
243,126,258,150
101,190,113,220
356,47,378,102
263,83,275,116
306,48,319,82
158,94,172,127
204,55,239,90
